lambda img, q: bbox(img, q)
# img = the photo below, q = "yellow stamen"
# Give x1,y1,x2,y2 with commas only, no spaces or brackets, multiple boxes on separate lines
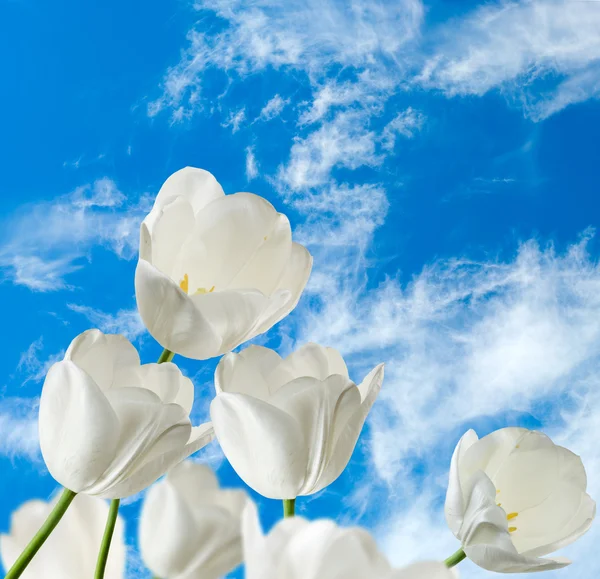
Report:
497,503,502,507
496,490,501,494
179,273,189,294
193,285,216,295
506,512,518,521
508,526,517,533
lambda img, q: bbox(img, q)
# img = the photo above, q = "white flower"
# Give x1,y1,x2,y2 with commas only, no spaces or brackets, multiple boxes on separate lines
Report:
210,343,384,499
0,494,125,579
242,501,454,579
139,461,247,579
135,167,312,360
39,329,214,499
445,427,596,573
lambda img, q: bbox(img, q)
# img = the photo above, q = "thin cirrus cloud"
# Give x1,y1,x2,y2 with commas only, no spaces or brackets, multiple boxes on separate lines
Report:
0,179,151,292
418,0,600,120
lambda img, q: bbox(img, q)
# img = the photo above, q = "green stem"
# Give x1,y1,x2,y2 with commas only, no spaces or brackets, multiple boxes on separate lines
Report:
157,348,175,364
444,548,467,568
283,498,296,518
5,488,77,579
94,499,120,579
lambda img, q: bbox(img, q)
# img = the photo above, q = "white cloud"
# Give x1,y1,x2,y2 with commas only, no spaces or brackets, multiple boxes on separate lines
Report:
0,398,40,460
258,94,290,121
275,111,382,192
221,107,246,133
381,107,425,150
245,146,259,180
16,337,64,385
150,0,423,120
67,304,146,342
419,0,600,120
0,179,151,291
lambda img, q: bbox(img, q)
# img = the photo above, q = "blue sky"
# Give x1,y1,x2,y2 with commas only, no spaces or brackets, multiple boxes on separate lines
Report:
1,0,600,577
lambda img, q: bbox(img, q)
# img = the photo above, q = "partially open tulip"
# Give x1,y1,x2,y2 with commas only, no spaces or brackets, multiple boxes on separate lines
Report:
242,501,454,579
135,167,312,360
39,329,214,499
445,427,595,573
210,343,384,499
139,461,247,579
0,493,125,578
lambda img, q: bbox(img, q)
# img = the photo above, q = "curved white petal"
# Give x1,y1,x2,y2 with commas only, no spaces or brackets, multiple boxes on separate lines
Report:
137,362,195,415
314,364,384,494
268,375,360,495
445,429,479,537
228,211,293,295
96,423,214,499
271,343,349,386
140,195,196,277
178,192,283,291
189,289,270,355
211,393,307,499
151,166,224,215
251,242,313,336
135,258,222,360
215,346,282,400
65,329,140,391
39,361,120,492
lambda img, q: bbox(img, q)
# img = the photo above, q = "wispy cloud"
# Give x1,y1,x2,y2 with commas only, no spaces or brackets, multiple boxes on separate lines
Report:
381,107,425,150
221,107,246,133
0,179,150,291
0,398,40,460
257,94,290,122
16,337,64,385
149,0,423,121
245,146,259,180
419,0,600,120
67,304,146,342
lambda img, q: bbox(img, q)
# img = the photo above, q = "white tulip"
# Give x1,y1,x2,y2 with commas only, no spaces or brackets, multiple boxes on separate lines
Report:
0,493,125,578
210,343,384,499
445,427,596,573
139,461,247,579
135,167,312,360
39,329,214,499
242,501,454,579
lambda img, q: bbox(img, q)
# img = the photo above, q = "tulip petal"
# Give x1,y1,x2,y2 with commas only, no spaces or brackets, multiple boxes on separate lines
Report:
445,429,479,537
281,522,391,579
269,375,361,495
314,365,383,494
137,362,194,415
211,393,307,499
228,211,293,295
65,329,141,391
271,343,349,385
179,192,283,291
251,242,313,335
215,346,283,400
242,502,310,579
96,423,215,499
39,361,120,492
387,562,456,579
140,481,202,578
141,195,196,278
152,166,225,215
135,258,222,359
190,289,270,355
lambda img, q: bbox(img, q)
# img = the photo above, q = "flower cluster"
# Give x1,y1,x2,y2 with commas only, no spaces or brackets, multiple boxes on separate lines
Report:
0,167,595,579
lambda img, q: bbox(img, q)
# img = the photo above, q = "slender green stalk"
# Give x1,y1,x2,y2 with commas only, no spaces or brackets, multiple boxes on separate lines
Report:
94,499,120,579
157,348,175,364
5,488,77,579
283,498,296,518
444,548,467,568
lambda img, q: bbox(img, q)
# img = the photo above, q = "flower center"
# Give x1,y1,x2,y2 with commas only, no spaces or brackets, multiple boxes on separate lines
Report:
179,273,215,295
496,490,519,532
